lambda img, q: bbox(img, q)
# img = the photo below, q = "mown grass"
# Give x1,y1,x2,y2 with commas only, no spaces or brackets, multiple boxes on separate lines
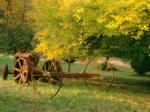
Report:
0,57,150,112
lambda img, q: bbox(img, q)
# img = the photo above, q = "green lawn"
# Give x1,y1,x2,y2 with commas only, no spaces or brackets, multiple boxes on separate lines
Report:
0,57,150,112
0,56,14,71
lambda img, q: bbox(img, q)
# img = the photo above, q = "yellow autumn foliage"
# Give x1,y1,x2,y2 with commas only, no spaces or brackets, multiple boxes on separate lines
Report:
31,0,150,59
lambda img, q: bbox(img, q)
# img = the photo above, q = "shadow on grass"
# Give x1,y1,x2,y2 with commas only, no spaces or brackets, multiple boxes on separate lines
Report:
0,76,150,112
62,77,150,96
0,87,137,112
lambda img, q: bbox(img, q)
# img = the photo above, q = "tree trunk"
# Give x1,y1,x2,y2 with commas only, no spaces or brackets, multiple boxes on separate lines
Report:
7,0,13,12
82,58,92,73
102,57,110,70
67,62,71,73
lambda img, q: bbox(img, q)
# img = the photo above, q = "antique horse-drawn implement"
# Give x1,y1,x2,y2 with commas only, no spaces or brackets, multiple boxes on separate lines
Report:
3,52,101,98
13,52,101,83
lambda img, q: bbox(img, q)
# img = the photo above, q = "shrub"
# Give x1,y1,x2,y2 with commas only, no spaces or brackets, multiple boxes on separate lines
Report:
130,54,150,75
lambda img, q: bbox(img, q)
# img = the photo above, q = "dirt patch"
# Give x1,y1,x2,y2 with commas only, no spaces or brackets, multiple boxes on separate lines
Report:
76,58,130,68
109,60,130,67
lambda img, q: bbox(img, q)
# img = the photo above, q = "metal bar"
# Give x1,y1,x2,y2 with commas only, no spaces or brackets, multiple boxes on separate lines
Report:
32,72,100,79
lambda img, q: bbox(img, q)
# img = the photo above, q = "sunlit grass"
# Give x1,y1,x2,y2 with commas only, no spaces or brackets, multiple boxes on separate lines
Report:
0,57,14,71
0,57,150,112
0,74,150,112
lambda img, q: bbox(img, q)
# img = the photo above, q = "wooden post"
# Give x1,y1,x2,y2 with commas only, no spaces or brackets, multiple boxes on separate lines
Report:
3,64,8,80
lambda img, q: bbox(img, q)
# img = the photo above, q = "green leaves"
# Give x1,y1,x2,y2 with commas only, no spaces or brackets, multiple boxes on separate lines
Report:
30,0,150,59
0,0,34,53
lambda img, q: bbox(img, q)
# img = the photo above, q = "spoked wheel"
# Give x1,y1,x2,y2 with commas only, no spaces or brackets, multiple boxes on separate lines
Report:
37,71,62,99
41,59,63,98
49,74,62,98
14,58,30,84
42,59,62,84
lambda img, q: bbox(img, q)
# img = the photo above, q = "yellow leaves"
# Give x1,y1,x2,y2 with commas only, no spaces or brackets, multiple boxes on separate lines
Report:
84,0,91,4
73,8,84,22
73,14,81,22
112,11,140,26
34,29,66,59
137,31,144,37
95,0,150,38
35,39,64,59
62,23,73,29
46,49,63,59
96,16,105,24
34,28,49,40
31,0,150,58
77,8,84,13
59,0,82,11
133,31,143,40
102,8,149,38
97,8,146,38
126,12,140,23
139,25,148,32
34,40,48,52
139,24,149,31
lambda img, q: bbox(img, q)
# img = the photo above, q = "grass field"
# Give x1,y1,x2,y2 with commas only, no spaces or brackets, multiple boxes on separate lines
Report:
0,57,150,112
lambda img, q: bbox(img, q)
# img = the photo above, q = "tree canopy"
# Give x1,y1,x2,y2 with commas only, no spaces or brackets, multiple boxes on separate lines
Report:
30,0,150,59
0,0,149,73
0,0,33,53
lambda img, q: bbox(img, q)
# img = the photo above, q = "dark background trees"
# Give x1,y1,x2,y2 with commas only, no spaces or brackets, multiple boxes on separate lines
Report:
0,0,34,53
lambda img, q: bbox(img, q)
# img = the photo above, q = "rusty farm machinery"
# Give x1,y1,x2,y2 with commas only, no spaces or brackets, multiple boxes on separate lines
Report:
2,52,103,98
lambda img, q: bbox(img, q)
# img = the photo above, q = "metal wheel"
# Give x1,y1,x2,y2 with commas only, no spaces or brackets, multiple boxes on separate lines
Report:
32,71,62,99
42,59,62,84
14,58,30,84
41,59,62,98
42,72,62,99
3,64,8,80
